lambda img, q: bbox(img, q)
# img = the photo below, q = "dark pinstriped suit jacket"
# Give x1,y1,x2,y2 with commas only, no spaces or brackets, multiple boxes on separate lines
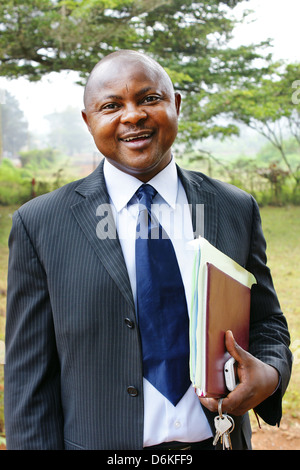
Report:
4,160,292,450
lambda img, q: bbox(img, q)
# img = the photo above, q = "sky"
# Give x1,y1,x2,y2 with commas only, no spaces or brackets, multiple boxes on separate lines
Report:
0,0,299,134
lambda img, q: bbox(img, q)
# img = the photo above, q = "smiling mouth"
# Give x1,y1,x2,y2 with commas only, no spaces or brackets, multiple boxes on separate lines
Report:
120,131,154,143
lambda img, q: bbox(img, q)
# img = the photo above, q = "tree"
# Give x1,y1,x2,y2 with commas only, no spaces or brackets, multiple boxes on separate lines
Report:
0,1,247,79
1,0,274,145
45,106,94,155
0,0,172,80
126,0,272,144
1,91,29,157
215,62,300,187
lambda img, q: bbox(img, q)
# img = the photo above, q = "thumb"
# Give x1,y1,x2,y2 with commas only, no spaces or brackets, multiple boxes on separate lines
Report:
225,330,247,364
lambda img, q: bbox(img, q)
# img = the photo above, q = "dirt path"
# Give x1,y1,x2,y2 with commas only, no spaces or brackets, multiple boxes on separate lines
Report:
251,416,300,450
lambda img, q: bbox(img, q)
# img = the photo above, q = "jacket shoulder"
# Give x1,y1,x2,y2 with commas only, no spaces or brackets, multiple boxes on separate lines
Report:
179,166,254,204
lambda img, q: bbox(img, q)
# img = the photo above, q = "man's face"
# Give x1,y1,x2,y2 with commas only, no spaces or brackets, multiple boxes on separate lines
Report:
82,56,181,182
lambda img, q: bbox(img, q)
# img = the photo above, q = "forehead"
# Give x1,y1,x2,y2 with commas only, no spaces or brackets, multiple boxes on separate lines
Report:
84,56,172,106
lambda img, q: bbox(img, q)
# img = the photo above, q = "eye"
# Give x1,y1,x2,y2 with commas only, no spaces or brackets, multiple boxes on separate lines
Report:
142,95,161,104
101,103,120,111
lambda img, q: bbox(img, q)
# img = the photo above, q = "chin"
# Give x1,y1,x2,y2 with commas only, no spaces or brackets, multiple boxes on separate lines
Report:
125,160,167,180
107,150,171,180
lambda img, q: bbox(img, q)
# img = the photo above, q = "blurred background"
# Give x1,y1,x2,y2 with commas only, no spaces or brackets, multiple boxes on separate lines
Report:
0,0,299,450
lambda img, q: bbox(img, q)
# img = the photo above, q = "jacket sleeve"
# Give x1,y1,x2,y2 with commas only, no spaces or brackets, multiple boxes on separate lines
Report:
246,198,293,426
4,209,64,449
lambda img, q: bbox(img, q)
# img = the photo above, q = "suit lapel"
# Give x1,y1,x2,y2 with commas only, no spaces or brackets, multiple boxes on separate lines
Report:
70,161,135,311
70,162,217,310
177,165,218,246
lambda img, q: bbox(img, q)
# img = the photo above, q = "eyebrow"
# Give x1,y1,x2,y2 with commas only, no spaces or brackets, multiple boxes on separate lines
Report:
101,87,156,101
135,86,153,97
102,94,123,100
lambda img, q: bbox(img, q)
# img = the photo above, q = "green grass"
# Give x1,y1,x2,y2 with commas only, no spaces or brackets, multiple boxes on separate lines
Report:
259,205,300,420
0,204,299,441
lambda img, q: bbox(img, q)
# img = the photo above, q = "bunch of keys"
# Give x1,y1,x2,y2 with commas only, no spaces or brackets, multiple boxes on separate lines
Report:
213,399,235,450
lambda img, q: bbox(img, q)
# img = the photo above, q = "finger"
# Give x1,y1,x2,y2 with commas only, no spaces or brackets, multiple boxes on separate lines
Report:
198,331,254,415
199,386,250,416
225,330,250,364
221,384,249,415
199,390,247,416
199,397,219,413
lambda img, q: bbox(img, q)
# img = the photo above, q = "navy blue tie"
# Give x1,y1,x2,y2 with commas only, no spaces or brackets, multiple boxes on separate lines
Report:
135,184,190,406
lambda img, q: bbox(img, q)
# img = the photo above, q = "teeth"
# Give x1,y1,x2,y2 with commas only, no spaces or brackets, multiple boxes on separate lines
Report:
123,134,150,142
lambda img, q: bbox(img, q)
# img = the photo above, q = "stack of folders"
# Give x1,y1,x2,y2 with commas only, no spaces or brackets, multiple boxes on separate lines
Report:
189,237,257,398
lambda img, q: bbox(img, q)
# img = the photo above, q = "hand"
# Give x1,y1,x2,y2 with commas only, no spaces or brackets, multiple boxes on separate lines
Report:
199,330,279,416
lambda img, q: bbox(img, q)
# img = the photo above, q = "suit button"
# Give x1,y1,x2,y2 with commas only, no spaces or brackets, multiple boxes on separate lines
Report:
127,386,138,397
124,318,135,329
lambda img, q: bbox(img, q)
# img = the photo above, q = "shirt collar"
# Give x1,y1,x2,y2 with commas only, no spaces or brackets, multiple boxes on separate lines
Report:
148,159,178,209
103,159,142,212
103,158,178,212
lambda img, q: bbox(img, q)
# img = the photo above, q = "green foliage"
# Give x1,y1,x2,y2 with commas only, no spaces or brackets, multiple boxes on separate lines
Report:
45,107,94,155
256,138,300,171
225,160,300,206
0,158,32,205
259,205,300,421
0,0,274,145
184,132,300,206
0,0,176,79
211,62,300,186
0,0,246,79
0,157,74,205
1,92,29,157
19,147,58,169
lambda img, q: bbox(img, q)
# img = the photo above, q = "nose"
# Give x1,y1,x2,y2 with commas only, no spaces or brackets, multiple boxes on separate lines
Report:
120,103,147,124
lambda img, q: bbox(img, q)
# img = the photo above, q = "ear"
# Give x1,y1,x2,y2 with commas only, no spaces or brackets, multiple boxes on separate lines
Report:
174,92,181,116
175,91,181,116
81,109,92,133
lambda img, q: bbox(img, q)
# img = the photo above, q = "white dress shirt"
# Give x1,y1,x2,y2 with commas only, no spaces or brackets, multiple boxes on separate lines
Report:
103,157,212,447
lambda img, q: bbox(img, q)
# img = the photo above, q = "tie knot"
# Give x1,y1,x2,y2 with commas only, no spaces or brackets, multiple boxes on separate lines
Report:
136,184,157,211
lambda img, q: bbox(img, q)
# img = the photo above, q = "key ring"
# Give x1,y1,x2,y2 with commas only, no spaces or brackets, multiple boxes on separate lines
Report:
218,398,235,432
218,398,224,417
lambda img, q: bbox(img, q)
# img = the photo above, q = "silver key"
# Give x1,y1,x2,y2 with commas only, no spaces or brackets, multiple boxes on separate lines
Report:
213,414,233,446
222,414,235,449
223,430,232,450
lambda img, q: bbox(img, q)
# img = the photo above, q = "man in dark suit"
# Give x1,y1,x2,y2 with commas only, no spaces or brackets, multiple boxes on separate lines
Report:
4,50,292,450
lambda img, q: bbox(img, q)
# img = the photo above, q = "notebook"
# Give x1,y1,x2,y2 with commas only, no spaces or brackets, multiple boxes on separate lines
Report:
189,237,257,397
